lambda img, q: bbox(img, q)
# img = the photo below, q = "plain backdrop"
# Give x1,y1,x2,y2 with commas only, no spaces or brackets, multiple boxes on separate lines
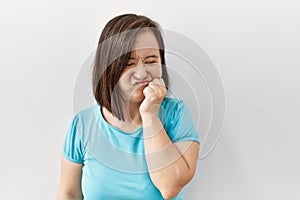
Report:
0,0,299,199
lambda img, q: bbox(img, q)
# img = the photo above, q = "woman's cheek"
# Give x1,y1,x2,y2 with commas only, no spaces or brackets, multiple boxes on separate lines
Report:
149,65,162,78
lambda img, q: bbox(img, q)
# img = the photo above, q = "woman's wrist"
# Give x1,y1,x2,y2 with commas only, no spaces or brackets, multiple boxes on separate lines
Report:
141,113,163,138
141,110,160,126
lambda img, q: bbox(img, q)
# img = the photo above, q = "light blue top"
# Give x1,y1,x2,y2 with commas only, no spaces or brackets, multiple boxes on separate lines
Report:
62,97,200,200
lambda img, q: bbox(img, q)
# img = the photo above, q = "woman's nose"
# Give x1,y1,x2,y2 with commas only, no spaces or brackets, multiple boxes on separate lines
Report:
133,64,147,80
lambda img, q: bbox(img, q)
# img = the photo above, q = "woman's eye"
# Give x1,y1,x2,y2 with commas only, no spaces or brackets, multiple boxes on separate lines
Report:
145,61,157,64
126,63,135,67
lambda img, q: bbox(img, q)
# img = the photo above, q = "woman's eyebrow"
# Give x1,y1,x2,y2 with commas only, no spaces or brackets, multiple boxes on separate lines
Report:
144,55,159,59
129,55,159,60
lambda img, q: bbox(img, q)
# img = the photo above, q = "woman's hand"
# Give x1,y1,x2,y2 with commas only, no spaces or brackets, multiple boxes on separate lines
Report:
139,78,167,116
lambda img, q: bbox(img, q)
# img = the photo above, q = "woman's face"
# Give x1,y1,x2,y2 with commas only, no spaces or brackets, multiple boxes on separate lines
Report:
116,30,162,103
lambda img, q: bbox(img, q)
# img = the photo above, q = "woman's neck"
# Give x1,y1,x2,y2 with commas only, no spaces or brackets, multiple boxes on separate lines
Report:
102,103,143,132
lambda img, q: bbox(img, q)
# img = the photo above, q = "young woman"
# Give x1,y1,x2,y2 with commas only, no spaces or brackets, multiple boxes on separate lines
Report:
57,13,200,200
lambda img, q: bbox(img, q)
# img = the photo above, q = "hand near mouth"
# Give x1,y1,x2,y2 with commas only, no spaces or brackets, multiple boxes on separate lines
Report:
139,78,167,115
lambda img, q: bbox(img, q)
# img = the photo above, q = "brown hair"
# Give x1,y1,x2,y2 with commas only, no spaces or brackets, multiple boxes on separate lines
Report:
92,13,169,121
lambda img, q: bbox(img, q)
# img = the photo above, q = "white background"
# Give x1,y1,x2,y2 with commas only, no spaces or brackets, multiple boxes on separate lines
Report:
1,0,299,199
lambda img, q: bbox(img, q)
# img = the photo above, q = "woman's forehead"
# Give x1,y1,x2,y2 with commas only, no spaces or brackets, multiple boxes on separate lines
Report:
129,48,160,59
132,30,160,50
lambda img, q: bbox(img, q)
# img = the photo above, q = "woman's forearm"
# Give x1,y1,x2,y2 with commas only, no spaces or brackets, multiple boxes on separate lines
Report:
141,114,194,199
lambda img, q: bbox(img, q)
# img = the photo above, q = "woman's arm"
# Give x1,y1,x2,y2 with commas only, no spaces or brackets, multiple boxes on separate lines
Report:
142,114,200,199
140,78,200,199
57,155,83,200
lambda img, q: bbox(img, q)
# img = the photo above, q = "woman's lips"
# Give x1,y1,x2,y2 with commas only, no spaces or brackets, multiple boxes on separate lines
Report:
135,81,150,86
135,81,150,90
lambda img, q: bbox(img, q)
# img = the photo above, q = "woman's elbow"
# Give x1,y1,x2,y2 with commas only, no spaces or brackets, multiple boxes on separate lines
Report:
56,186,83,200
159,177,188,199
160,186,182,200
57,192,83,200
163,172,195,198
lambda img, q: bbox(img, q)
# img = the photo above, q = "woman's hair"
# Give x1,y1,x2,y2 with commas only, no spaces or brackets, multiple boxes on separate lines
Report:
92,13,169,121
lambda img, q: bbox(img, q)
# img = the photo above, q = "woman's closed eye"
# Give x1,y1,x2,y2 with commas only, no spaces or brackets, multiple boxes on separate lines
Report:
126,63,135,68
126,60,157,67
126,63,135,66
145,60,157,65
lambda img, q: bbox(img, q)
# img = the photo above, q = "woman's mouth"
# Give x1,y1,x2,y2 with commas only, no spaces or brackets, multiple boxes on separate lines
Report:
134,81,149,91
136,82,149,86
135,81,150,86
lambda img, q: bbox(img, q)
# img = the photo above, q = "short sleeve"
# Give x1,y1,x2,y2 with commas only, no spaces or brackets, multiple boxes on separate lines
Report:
62,114,84,164
166,100,200,144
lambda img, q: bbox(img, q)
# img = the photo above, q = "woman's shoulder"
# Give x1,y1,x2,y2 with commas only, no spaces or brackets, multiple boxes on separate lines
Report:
72,104,99,123
161,97,184,110
159,97,187,120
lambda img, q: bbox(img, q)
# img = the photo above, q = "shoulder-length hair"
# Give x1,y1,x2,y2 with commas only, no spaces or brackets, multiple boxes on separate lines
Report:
92,13,169,121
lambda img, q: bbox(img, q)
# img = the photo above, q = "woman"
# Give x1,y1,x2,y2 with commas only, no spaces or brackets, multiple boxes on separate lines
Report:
57,13,200,200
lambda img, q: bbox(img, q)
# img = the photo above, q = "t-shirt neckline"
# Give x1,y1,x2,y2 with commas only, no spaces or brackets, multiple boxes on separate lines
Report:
95,104,143,135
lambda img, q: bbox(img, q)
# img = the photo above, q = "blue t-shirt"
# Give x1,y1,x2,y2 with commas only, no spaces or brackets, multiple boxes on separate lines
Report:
62,97,200,200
